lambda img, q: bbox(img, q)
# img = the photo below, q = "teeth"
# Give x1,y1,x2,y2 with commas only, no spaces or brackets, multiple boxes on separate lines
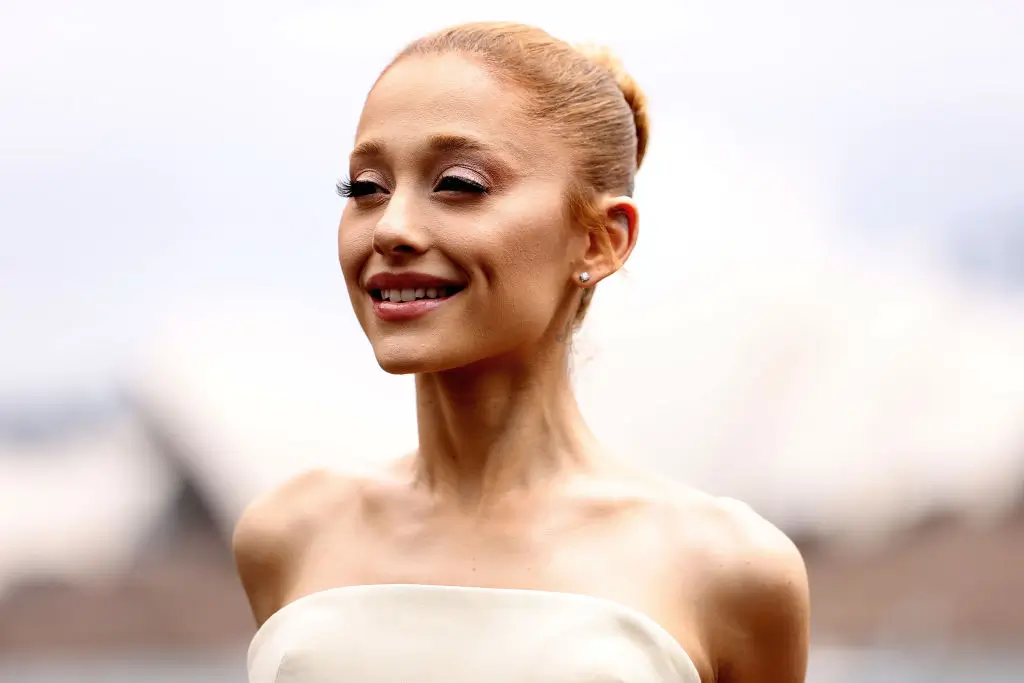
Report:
379,286,460,302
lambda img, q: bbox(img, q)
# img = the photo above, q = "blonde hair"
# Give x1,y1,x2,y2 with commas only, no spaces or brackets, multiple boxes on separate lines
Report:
388,22,650,325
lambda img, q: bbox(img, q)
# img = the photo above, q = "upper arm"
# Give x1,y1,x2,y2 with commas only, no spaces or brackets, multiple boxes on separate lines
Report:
705,503,810,683
232,470,333,626
232,494,295,626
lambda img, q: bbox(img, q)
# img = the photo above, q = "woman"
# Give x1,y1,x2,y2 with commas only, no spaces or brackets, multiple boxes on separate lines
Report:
234,21,809,683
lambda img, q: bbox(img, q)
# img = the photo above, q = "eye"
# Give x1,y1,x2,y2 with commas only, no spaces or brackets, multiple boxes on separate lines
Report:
337,178,387,198
434,175,488,194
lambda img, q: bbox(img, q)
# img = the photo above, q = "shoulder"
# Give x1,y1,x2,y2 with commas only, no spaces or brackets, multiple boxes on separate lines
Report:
231,468,360,625
232,468,347,559
695,497,809,627
684,495,807,592
668,492,810,683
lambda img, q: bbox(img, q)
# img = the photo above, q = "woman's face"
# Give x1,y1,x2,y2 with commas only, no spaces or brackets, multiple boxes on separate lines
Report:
339,53,587,374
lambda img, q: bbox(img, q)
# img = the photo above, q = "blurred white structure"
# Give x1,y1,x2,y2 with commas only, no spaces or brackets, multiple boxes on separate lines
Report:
142,129,1024,543
0,415,176,598
3,122,1024,594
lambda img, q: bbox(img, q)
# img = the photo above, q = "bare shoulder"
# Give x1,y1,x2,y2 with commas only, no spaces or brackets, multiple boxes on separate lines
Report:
684,494,807,589
668,490,810,683
231,468,361,625
232,469,348,560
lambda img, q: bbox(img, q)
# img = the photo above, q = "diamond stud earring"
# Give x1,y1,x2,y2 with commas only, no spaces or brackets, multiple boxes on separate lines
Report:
578,272,591,284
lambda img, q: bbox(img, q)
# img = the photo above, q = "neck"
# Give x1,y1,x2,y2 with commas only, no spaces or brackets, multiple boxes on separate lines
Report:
412,346,597,504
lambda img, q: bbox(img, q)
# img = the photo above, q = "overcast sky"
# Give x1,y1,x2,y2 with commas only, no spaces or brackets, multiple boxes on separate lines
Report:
1,0,1022,396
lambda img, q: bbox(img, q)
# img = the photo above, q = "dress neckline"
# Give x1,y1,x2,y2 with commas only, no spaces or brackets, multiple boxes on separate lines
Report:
248,582,700,681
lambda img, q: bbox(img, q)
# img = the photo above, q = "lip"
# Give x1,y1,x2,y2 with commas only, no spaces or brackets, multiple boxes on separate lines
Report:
371,295,459,322
365,271,466,291
365,271,467,323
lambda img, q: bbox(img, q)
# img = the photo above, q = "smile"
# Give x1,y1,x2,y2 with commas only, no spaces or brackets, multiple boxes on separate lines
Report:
364,271,467,322
370,287,463,322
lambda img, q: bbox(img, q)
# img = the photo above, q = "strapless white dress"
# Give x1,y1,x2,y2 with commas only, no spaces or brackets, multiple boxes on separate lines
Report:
248,584,701,682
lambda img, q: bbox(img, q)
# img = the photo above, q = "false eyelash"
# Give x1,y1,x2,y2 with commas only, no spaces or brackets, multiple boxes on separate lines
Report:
336,177,354,198
338,178,385,198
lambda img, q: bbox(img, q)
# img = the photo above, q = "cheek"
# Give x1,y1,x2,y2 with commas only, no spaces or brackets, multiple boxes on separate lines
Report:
337,215,371,284
484,209,574,322
484,188,573,267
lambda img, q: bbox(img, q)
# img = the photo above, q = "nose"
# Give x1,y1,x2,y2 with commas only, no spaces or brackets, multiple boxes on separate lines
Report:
372,193,427,261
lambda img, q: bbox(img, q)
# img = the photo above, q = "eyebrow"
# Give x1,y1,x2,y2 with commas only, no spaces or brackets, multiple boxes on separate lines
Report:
349,133,509,165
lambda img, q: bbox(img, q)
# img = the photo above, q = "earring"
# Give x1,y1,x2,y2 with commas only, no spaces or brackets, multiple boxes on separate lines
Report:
578,272,591,284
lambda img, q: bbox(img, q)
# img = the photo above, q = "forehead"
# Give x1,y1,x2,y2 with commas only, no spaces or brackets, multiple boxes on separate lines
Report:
354,53,558,167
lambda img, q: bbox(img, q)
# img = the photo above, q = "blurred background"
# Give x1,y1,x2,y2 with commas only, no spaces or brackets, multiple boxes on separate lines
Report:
1,0,1023,681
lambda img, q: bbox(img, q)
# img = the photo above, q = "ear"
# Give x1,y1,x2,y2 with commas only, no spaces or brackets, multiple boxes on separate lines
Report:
577,196,639,286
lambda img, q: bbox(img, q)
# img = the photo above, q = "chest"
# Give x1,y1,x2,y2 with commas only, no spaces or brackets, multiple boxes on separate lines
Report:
280,498,712,683
305,497,663,593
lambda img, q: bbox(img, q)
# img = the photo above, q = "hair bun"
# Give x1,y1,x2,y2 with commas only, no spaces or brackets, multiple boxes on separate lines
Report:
574,43,649,170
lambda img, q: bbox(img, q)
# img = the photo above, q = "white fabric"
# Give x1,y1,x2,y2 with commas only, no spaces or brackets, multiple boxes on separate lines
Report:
248,584,701,683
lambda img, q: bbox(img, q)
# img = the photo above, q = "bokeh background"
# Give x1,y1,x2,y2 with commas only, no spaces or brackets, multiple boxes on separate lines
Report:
2,1,1023,681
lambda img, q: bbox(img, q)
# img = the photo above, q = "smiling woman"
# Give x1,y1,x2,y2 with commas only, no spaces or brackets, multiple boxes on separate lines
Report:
233,21,808,683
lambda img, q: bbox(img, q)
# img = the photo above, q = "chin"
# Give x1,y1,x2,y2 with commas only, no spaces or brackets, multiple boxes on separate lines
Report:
374,354,432,375
371,340,467,376
367,324,528,376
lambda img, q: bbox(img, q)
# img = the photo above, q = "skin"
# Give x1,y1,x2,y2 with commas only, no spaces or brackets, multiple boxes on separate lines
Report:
233,53,810,683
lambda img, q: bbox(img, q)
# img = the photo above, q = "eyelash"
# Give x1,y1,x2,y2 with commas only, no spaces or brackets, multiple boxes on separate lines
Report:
336,175,488,198
336,178,378,198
